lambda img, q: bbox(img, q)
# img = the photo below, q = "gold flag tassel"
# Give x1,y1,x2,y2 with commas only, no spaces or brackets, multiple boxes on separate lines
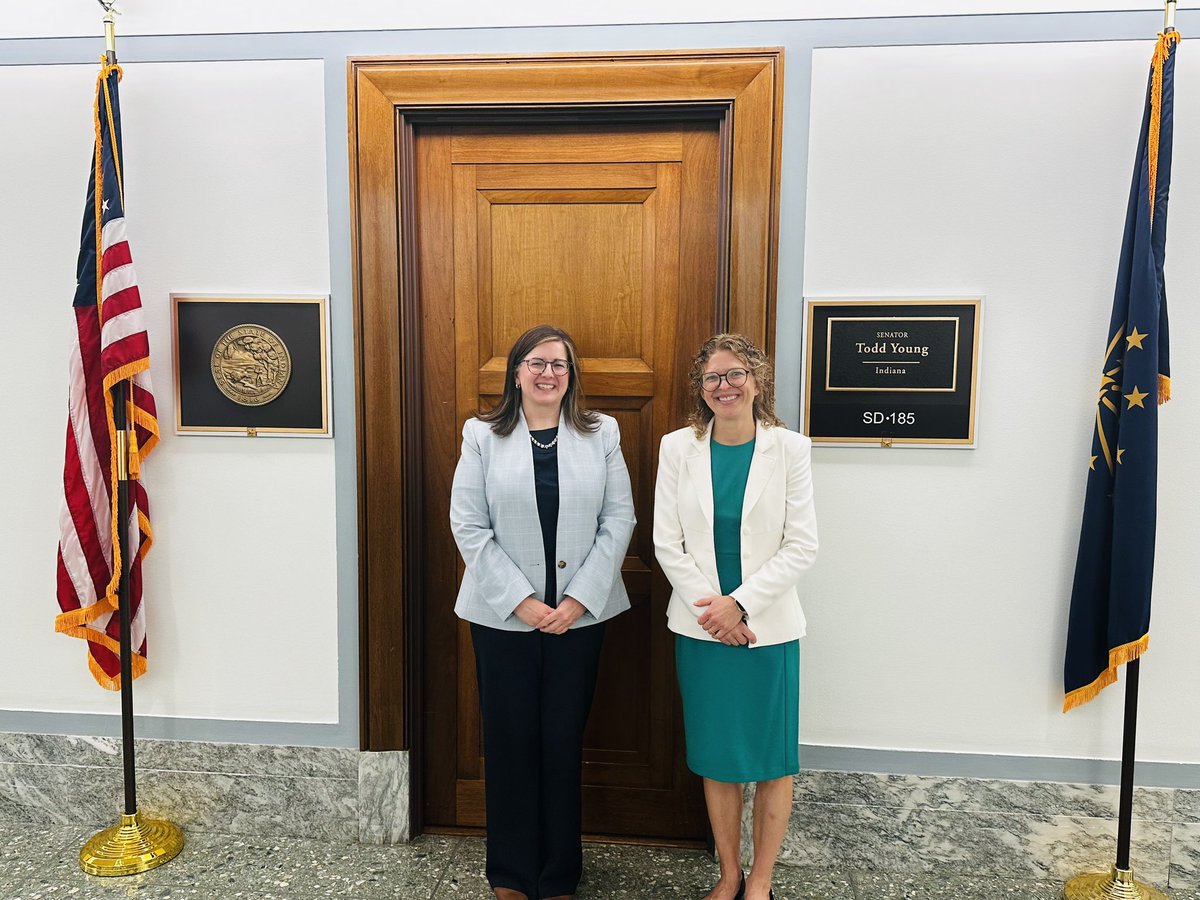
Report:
1146,31,1178,218
1150,30,1178,412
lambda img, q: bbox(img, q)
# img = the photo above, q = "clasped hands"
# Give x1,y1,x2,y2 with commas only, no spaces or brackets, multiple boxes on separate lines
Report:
514,596,586,634
695,595,757,646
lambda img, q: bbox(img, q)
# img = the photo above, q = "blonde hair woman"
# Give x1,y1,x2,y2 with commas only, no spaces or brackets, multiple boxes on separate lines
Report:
654,334,818,900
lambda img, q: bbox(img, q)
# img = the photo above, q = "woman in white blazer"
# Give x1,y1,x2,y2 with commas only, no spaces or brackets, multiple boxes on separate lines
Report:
450,324,635,900
654,334,818,900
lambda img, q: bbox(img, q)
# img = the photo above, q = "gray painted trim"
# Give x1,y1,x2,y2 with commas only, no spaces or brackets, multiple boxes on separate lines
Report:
321,51,357,753
3,8,1194,750
325,47,361,753
802,744,1200,789
0,710,350,747
3,11,1195,64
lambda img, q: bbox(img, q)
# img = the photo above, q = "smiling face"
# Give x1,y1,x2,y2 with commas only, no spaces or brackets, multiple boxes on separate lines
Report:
701,348,759,428
516,339,570,415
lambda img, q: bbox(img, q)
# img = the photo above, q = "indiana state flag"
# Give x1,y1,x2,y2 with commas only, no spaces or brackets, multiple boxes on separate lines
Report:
1063,31,1178,712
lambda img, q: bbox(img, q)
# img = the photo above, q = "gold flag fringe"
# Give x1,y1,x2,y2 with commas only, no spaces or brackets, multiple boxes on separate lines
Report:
1151,36,1176,409
1148,31,1180,225
1063,633,1150,712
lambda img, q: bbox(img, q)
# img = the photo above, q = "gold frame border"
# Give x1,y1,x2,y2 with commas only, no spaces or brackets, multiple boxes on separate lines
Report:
170,293,331,437
802,297,983,447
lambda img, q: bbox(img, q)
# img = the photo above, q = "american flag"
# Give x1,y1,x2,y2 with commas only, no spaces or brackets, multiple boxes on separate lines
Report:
55,62,159,690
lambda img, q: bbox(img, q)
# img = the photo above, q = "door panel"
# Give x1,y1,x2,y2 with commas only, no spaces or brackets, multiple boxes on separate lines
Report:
418,121,719,840
450,126,685,163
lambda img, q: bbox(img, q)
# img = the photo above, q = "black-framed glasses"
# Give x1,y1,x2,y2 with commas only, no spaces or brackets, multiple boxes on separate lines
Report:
521,358,570,376
700,368,750,392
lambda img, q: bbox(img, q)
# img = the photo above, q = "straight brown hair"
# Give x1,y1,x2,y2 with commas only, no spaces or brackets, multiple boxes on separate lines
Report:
479,324,600,436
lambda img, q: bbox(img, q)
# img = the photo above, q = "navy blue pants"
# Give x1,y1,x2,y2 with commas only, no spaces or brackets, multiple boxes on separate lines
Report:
470,622,606,899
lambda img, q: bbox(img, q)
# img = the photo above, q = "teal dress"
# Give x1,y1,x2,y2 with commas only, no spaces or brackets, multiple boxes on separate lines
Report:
674,436,800,783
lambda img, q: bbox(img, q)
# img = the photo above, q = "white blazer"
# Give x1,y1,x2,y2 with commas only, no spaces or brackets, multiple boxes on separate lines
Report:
653,420,818,647
450,410,636,631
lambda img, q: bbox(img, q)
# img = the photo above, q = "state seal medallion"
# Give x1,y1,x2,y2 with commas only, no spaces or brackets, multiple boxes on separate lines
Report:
210,324,292,406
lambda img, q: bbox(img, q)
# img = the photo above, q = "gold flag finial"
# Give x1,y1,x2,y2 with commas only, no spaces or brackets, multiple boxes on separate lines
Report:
98,0,119,60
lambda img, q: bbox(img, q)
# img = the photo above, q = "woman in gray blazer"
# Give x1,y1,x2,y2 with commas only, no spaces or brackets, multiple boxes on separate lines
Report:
450,324,636,900
654,334,818,900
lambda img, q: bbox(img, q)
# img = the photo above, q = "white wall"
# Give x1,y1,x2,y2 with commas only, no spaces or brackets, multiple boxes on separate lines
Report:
1,60,338,723
802,41,1200,763
4,8,1199,768
1,0,1196,39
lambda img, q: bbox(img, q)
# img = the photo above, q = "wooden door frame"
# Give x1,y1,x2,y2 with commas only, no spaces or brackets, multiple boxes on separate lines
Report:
348,49,785,821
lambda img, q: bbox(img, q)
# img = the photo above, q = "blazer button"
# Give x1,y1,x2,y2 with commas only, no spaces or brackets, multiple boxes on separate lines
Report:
557,560,567,569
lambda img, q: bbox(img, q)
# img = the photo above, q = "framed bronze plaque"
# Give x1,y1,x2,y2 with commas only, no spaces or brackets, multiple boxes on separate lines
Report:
171,294,331,437
802,297,982,447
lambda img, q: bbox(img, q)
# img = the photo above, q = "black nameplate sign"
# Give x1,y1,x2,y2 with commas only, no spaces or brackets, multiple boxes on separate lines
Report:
803,298,982,446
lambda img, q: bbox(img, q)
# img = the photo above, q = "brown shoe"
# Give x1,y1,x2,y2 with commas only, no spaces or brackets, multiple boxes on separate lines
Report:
493,890,528,900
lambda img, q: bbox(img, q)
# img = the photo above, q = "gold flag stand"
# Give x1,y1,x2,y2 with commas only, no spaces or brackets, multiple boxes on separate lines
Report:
1064,866,1168,900
81,813,184,877
79,2,184,877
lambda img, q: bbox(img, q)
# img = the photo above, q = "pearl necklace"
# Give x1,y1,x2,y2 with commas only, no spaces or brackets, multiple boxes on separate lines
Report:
529,432,559,450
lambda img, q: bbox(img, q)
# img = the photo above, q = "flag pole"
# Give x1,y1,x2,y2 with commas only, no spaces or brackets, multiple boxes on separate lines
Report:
1065,3,1176,897
1063,8,1175,897
1114,659,1140,873
78,3,182,876
1063,662,1163,900
103,0,133,822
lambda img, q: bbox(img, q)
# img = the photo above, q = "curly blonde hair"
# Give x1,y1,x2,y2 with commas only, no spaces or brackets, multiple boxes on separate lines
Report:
685,333,785,437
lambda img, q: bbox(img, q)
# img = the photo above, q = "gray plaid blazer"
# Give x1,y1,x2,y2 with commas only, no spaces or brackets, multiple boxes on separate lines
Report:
449,410,635,630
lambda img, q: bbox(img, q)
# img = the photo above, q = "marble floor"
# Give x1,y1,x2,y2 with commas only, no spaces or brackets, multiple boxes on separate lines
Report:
4,825,1194,900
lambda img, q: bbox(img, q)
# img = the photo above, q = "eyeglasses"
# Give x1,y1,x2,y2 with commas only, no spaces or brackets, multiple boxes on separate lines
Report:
701,368,750,392
521,358,570,376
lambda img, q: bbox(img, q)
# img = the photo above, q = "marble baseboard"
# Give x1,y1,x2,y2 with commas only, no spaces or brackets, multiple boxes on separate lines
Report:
739,770,1189,889
1170,822,1200,887
358,750,410,844
1170,789,1200,888
0,732,363,844
1176,789,1200,822
793,769,1174,821
739,778,1167,880
0,732,357,779
6,730,1200,888
780,799,1171,883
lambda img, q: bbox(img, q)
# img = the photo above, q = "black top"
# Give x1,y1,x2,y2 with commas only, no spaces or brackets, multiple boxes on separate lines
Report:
530,427,560,606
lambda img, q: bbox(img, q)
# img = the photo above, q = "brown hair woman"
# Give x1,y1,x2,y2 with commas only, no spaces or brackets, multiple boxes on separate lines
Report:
450,324,636,900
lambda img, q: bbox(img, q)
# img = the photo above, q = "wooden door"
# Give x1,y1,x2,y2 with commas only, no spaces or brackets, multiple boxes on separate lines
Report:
350,49,784,847
417,121,719,841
